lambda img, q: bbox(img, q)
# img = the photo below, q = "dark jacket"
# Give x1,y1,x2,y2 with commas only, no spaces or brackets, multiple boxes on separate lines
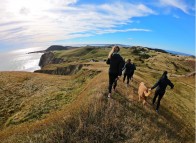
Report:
151,75,174,93
106,53,125,76
123,63,136,74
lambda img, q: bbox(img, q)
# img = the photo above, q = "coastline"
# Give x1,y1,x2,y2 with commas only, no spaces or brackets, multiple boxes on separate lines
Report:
0,48,45,72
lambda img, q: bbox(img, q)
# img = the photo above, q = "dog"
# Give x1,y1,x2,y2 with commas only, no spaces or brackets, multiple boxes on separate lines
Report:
138,82,151,105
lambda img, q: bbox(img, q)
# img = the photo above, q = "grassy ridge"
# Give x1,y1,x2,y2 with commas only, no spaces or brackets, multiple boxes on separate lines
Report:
0,47,195,142
1,66,194,142
0,68,100,129
53,47,195,75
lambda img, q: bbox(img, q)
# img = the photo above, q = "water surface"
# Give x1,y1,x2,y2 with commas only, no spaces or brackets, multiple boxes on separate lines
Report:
0,47,45,72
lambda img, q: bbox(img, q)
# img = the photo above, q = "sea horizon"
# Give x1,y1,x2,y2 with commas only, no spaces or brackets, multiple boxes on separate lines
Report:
0,47,45,72
0,45,194,72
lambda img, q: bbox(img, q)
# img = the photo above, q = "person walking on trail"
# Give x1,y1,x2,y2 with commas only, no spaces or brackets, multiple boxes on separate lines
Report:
150,71,174,113
106,45,125,98
122,59,136,86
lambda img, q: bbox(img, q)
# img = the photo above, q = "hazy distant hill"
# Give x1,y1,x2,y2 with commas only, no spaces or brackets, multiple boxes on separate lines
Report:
46,45,72,51
29,44,193,57
166,50,195,56
27,45,74,54
0,46,195,143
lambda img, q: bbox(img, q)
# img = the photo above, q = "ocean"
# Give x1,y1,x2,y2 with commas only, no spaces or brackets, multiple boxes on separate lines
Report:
0,47,45,72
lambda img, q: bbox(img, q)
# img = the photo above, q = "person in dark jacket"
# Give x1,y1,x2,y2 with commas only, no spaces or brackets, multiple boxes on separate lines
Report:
106,45,125,98
150,71,174,112
122,59,136,85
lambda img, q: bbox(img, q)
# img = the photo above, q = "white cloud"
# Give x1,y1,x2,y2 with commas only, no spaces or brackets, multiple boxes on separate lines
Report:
0,0,155,47
96,28,152,34
159,0,191,14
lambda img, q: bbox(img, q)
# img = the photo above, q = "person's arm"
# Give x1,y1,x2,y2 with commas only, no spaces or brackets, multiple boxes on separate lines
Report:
106,58,110,64
151,79,160,90
168,79,174,89
133,64,136,70
122,63,127,71
118,55,125,76
107,47,115,64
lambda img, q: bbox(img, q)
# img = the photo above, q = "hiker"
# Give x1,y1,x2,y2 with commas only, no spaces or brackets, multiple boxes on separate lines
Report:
106,45,125,98
150,71,174,112
123,59,136,86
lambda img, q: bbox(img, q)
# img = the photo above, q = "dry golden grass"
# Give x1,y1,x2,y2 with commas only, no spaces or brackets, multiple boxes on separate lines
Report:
0,47,195,143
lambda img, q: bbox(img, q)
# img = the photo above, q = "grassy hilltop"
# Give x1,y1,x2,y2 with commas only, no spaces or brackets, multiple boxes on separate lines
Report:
0,46,195,143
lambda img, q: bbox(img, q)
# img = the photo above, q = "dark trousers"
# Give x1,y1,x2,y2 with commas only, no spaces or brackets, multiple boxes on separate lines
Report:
109,73,118,93
152,90,165,110
123,72,134,84
123,73,131,84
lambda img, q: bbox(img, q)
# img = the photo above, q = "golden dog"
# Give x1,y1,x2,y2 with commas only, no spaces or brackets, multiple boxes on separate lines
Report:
138,82,151,105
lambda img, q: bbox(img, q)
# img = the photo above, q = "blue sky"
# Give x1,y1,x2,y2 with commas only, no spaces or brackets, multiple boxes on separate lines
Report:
0,0,195,54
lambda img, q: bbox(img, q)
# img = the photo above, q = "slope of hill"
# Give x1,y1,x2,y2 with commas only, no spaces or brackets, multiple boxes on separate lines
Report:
0,47,195,143
46,45,72,51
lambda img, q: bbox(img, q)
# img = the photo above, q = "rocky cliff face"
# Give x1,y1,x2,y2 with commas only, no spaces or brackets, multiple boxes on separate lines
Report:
38,51,84,75
35,64,83,75
39,52,64,68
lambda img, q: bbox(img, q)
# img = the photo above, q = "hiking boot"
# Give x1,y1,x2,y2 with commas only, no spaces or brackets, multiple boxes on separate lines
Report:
156,109,159,114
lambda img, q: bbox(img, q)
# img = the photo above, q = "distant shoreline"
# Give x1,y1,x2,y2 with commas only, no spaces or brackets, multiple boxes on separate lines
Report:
166,50,195,57
27,44,195,58
27,50,46,54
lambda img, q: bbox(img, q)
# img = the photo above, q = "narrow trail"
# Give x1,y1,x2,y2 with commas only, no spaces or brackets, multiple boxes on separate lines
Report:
105,74,156,114
87,62,155,108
